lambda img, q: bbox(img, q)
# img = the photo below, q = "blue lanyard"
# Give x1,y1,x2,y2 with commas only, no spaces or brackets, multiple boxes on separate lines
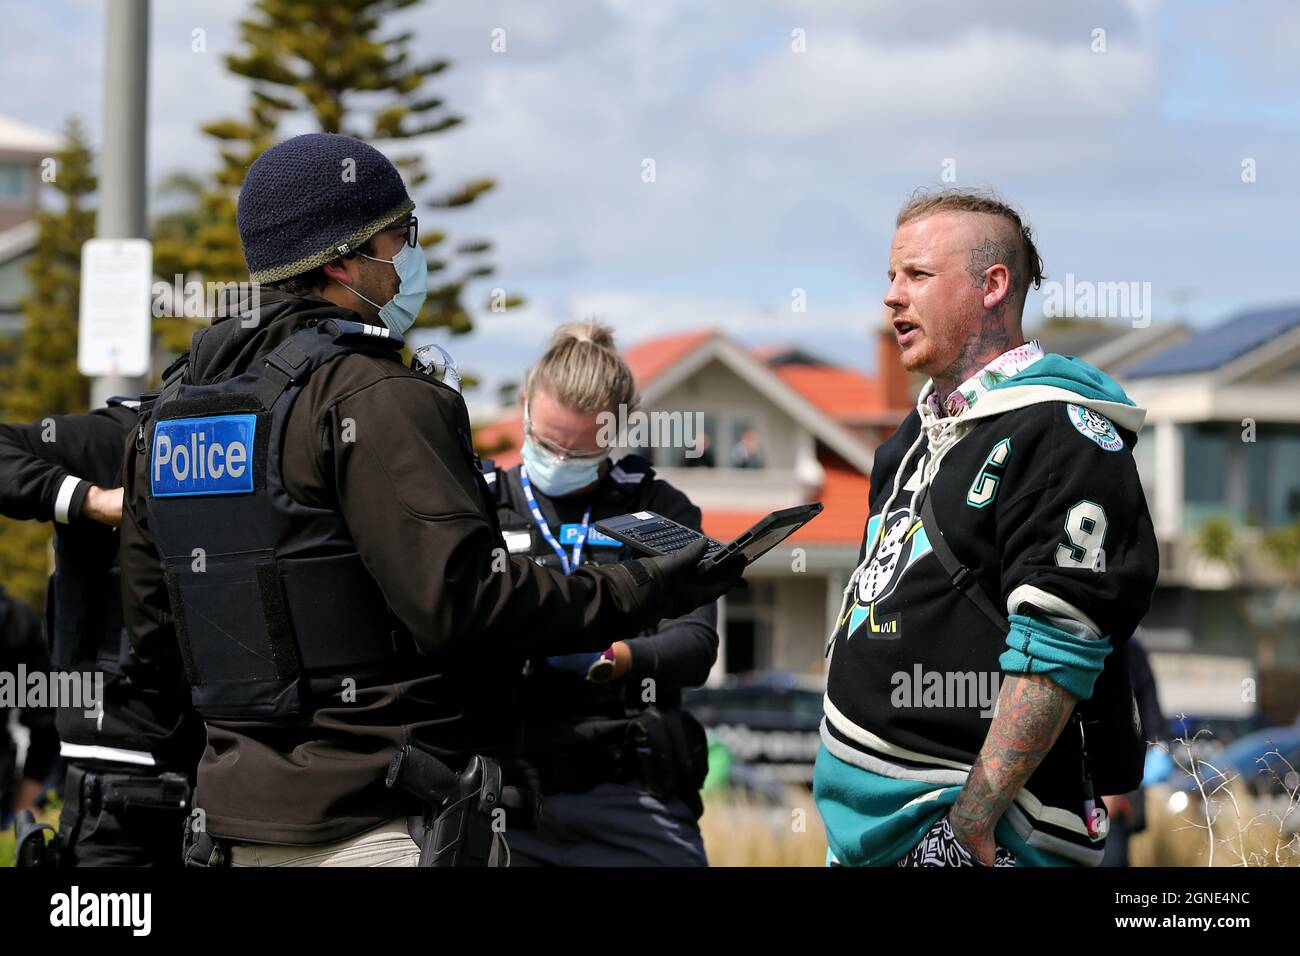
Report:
519,465,591,575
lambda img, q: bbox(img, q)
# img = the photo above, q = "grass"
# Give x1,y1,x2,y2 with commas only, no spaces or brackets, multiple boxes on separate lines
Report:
699,785,828,866
1131,730,1300,867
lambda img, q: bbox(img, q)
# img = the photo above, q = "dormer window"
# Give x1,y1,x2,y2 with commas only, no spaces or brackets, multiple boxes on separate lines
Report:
0,161,30,204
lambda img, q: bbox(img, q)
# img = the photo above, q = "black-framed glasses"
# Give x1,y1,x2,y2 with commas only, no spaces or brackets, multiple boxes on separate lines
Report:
383,215,419,249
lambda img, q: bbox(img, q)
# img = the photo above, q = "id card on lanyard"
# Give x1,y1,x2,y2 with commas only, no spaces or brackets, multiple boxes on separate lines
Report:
520,465,591,575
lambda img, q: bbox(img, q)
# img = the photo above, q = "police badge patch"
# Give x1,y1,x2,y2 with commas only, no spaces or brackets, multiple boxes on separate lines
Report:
1066,404,1124,452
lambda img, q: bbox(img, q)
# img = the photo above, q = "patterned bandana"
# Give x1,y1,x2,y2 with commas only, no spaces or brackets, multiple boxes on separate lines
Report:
925,339,1044,418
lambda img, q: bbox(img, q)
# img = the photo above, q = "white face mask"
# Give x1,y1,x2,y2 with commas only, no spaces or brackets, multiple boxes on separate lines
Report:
336,243,428,334
521,437,607,497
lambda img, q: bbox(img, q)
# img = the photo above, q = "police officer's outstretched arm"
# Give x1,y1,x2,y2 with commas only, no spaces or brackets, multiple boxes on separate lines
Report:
617,487,721,688
0,406,133,526
292,369,741,659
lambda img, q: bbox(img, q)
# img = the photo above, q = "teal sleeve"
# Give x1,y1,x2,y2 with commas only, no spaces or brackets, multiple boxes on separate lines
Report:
998,612,1112,700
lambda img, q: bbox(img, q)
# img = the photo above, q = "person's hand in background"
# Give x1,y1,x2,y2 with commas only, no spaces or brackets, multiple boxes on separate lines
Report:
83,485,123,527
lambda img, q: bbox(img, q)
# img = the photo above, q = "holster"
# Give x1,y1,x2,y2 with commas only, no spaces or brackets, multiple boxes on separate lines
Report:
182,812,229,868
386,745,540,867
14,810,59,868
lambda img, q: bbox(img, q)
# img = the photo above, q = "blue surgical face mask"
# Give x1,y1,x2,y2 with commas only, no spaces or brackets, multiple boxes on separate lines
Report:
338,243,428,334
521,437,606,498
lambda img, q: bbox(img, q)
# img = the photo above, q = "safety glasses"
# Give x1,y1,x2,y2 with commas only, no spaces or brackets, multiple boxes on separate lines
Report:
523,401,609,462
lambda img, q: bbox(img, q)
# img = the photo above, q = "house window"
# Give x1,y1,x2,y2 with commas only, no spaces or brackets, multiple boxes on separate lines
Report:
728,418,765,469
1244,425,1300,527
1182,424,1230,528
0,163,29,204
652,413,718,468
724,580,775,674
647,410,768,471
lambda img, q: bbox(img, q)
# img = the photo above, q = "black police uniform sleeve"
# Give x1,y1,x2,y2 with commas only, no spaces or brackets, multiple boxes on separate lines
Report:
284,363,674,658
994,405,1159,651
6,595,59,783
0,406,133,524
120,427,186,678
623,479,720,690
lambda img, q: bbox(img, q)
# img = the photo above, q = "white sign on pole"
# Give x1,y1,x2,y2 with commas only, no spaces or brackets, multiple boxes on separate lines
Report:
77,238,153,377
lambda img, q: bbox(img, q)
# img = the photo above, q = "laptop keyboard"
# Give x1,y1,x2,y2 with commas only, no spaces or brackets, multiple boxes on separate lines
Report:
620,519,725,557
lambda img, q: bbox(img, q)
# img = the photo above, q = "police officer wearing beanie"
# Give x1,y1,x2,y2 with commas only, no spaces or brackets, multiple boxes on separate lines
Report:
482,322,716,866
118,133,742,866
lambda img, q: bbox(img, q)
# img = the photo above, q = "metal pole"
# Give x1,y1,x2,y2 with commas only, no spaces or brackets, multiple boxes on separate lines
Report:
91,0,150,408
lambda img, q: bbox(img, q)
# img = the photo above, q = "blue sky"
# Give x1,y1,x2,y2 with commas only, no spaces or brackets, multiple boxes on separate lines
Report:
3,0,1298,400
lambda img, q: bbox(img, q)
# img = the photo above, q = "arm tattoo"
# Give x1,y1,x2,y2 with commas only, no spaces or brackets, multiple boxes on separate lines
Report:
948,673,1077,851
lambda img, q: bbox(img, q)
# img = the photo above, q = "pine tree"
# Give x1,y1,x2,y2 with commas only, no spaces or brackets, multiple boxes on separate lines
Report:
153,0,519,347
0,118,97,606
151,95,281,353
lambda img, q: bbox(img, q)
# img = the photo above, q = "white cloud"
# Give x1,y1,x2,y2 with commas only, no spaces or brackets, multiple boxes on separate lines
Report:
702,29,1156,145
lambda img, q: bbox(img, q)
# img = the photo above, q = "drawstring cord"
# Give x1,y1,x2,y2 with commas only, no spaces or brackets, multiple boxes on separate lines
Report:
825,401,970,656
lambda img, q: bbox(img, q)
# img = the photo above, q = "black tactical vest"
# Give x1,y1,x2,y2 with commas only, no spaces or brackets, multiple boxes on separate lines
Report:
142,318,410,719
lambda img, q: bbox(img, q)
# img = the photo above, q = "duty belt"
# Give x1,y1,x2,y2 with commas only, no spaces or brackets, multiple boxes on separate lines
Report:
69,764,192,816
524,742,641,795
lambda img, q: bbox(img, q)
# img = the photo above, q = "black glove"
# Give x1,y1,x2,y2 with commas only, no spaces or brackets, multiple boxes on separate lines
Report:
894,814,1016,868
633,538,747,619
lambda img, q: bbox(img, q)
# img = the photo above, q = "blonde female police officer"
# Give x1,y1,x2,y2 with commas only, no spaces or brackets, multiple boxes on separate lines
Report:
118,134,742,866
481,322,717,866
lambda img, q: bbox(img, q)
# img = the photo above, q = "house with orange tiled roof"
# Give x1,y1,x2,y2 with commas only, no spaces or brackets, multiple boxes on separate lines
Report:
472,327,917,683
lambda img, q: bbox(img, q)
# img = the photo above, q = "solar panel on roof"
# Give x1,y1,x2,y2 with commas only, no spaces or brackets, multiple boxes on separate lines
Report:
1125,305,1300,377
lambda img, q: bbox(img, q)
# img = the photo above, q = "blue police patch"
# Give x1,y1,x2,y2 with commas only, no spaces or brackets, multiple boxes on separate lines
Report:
151,414,256,497
560,523,621,547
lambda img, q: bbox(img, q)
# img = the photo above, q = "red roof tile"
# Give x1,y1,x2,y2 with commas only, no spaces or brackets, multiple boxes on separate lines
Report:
623,330,717,387
773,364,883,422
473,414,523,468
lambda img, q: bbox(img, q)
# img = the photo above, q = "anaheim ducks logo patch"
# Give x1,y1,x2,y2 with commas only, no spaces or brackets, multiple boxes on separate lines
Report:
1067,404,1124,452
838,508,932,640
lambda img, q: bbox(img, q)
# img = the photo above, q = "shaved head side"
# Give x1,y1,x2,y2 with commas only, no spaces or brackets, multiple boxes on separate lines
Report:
896,189,1044,304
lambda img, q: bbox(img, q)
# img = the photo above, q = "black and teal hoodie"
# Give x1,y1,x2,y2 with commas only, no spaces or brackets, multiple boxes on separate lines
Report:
815,354,1159,866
